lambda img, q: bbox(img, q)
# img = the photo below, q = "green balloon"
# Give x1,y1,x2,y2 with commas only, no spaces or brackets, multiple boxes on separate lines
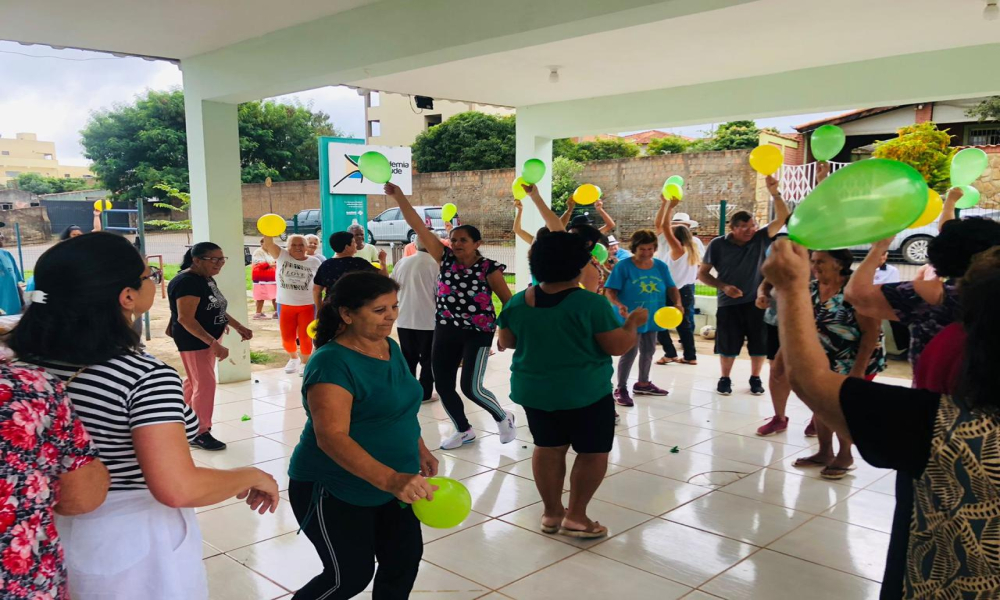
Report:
956,185,981,209
666,175,684,188
358,151,392,184
511,177,528,200
811,124,846,162
522,159,546,185
591,242,609,263
788,159,927,250
951,148,989,187
411,477,471,529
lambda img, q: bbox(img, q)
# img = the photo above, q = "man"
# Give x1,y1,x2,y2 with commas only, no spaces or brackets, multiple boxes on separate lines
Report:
347,223,381,263
0,230,22,316
698,175,789,396
390,236,440,402
607,236,631,262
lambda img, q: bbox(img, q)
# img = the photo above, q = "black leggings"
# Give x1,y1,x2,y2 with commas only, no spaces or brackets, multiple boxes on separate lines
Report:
398,328,435,401
432,325,506,432
289,479,423,600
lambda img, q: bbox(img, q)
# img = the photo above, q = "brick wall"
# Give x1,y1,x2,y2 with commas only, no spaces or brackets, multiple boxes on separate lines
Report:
914,104,933,124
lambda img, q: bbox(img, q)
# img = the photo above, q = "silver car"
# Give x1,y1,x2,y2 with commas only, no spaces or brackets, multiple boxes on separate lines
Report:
850,208,1000,264
366,206,454,244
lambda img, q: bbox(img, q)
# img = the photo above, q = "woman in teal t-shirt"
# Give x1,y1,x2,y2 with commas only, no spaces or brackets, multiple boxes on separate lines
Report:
288,271,439,600
498,232,648,540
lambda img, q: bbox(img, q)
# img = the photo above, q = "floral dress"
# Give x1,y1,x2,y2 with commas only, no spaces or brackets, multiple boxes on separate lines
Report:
0,364,99,599
435,248,506,333
811,281,887,376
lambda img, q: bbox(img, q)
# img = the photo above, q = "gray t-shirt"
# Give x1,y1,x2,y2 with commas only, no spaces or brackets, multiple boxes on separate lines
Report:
703,229,773,307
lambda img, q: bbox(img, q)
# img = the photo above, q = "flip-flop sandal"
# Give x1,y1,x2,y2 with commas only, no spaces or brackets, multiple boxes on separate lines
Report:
656,357,676,365
792,456,829,468
676,359,698,365
820,465,856,480
541,521,561,534
558,521,608,539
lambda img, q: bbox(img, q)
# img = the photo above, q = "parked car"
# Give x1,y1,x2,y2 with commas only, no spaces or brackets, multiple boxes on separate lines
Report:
278,209,321,241
849,208,1000,264
367,206,455,244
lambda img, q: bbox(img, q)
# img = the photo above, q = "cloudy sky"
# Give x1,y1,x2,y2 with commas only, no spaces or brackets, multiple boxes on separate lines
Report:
0,40,840,167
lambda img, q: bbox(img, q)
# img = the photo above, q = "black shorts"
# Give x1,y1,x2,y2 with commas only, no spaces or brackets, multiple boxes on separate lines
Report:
523,394,615,454
766,323,780,361
715,303,767,357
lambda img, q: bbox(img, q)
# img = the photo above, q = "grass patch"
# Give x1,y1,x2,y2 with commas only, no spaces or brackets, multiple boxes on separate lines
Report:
695,284,716,296
249,350,272,365
162,263,253,291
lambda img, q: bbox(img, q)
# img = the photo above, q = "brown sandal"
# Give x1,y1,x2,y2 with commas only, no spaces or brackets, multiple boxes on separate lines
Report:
558,520,608,539
793,456,829,468
676,358,698,365
655,356,676,365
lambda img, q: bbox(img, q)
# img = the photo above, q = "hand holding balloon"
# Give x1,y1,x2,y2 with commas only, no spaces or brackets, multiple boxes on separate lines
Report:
386,472,435,505
624,307,649,329
764,175,781,197
383,183,403,198
411,477,472,529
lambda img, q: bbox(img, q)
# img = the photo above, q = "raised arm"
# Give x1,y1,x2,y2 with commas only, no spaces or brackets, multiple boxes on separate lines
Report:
843,238,898,321
595,200,615,235
384,183,445,262
261,235,281,259
92,210,102,233
661,197,684,260
525,184,565,233
513,200,534,244
939,187,963,232
653,196,668,236
559,197,576,227
765,175,790,238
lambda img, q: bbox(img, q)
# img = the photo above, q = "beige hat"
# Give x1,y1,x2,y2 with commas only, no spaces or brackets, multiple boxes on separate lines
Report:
672,212,698,228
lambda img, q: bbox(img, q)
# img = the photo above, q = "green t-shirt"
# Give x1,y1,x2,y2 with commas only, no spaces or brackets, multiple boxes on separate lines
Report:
289,338,422,507
497,288,620,411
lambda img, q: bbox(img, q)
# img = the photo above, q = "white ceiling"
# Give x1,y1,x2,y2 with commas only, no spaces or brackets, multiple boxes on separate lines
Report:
0,0,381,59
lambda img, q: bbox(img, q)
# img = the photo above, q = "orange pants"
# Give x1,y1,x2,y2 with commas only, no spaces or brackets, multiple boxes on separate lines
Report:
279,304,315,357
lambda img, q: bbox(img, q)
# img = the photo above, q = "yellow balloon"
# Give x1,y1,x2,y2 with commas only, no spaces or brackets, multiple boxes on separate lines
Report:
93,199,111,211
654,306,683,329
306,319,319,340
749,145,784,176
511,177,528,200
257,213,287,237
574,184,601,206
371,262,382,269
908,189,943,229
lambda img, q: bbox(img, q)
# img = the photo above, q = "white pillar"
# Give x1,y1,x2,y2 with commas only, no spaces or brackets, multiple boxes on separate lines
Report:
514,117,552,291
184,94,251,383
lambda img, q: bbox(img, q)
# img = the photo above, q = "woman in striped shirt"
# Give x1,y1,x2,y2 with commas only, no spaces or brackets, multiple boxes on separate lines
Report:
6,232,281,600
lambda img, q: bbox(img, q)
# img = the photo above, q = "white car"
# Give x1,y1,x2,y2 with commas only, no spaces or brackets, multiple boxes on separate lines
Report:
849,208,1000,264
366,206,454,244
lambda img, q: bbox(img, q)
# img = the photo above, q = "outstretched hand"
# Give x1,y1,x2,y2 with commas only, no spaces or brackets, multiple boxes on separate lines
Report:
765,175,781,196
945,186,964,205
761,238,810,292
383,183,403,198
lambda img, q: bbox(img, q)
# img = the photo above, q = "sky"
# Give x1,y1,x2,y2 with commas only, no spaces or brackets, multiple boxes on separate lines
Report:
0,40,842,167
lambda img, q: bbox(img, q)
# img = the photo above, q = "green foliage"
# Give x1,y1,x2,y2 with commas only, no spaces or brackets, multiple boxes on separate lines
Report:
80,89,342,201
13,172,95,194
551,157,583,213
557,139,640,162
552,138,577,159
702,120,777,151
411,112,516,172
249,350,272,365
646,136,690,156
872,122,955,193
966,96,1000,122
145,183,191,231
163,262,253,291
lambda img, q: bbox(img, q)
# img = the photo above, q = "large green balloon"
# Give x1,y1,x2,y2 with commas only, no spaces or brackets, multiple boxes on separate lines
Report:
411,477,472,529
591,243,609,263
956,185,981,209
788,159,927,250
665,175,684,188
522,159,546,185
810,125,846,162
358,151,392,184
951,148,989,187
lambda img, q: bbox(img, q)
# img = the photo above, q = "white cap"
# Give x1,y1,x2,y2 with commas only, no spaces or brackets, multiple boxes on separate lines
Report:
671,212,699,228
607,235,619,245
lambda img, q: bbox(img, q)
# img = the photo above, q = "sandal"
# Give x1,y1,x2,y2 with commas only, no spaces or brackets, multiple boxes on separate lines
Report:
676,358,698,365
656,356,676,365
820,465,855,480
558,520,608,539
541,511,564,534
792,456,830,468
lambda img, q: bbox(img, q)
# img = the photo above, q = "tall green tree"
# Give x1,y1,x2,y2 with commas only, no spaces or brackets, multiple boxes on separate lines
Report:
80,89,342,201
557,138,640,162
550,157,583,213
13,172,94,194
412,112,516,172
966,96,1000,122
702,120,778,151
646,136,690,155
872,122,955,193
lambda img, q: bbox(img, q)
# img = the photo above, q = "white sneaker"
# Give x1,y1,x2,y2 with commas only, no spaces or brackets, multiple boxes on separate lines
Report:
440,429,476,450
498,411,517,444
298,363,306,377
284,358,301,374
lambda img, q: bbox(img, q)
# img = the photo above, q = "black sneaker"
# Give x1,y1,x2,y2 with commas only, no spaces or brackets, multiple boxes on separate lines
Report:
190,431,227,452
749,376,766,396
717,377,733,396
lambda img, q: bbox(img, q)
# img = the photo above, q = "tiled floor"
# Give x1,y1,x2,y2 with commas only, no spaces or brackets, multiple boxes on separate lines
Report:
195,348,908,599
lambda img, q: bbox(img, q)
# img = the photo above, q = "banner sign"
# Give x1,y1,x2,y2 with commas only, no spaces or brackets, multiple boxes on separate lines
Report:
327,143,413,195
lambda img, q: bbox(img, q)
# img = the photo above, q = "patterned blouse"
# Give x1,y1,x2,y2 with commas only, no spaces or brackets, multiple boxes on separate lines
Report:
810,280,886,376
589,257,605,296
881,281,960,368
435,248,506,333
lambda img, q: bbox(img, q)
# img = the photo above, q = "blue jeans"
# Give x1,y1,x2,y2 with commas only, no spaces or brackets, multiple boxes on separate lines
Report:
657,284,697,362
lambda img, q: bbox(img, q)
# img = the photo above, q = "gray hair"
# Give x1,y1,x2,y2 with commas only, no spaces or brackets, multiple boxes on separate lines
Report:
304,234,320,243
348,223,364,234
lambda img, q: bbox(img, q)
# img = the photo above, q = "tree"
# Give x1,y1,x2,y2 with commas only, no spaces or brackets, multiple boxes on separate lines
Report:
551,157,583,213
966,96,1000,122
872,122,955,193
646,136,690,155
701,120,778,151
557,138,640,162
145,183,191,231
411,112,516,172
80,89,342,201
13,172,94,194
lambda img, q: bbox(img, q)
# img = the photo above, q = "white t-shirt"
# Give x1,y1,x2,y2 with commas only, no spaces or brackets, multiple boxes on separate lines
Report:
873,263,901,285
391,251,440,331
657,233,705,288
276,249,322,306
355,243,380,263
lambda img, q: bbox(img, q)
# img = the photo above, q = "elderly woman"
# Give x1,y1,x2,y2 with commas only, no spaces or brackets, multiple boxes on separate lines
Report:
9,232,279,599
263,234,323,375
289,271,438,600
304,233,327,262
498,232,646,539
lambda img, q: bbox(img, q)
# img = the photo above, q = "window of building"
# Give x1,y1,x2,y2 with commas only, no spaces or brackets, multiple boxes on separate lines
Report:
0,204,12,211
83,174,93,179
425,114,443,129
369,91,380,107
43,154,53,160
967,125,1000,146
368,120,381,137
64,174,72,178
1,151,8,156
4,171,19,178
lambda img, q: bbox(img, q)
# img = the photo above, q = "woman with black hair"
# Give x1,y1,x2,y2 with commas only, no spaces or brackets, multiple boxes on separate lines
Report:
384,183,517,450
289,271,438,600
9,232,279,599
312,230,381,313
167,241,253,451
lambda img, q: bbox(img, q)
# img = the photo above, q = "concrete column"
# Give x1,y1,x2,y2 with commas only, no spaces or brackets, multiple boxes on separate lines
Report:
514,116,552,291
184,94,251,383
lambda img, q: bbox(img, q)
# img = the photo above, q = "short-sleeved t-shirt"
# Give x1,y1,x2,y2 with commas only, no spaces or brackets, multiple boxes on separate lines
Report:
30,354,199,490
277,249,322,306
880,281,960,367
167,271,229,352
391,251,440,331
656,234,704,288
313,257,377,292
290,339,422,507
604,258,676,333
703,230,773,307
498,287,620,411
0,249,22,316
435,248,506,333
354,244,380,263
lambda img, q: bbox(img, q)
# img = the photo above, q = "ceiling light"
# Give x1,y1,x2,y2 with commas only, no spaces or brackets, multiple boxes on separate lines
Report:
548,66,560,84
986,0,999,21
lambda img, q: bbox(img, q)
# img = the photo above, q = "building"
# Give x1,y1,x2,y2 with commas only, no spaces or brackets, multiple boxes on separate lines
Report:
621,130,696,154
0,132,96,186
363,91,514,147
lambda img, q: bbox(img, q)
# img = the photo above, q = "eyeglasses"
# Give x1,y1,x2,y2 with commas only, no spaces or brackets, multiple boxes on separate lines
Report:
198,256,228,264
141,269,163,285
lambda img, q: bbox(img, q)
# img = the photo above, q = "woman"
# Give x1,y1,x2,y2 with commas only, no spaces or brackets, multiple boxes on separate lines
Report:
498,232,646,539
384,183,516,450
251,239,278,319
305,234,327,262
605,230,681,407
560,197,617,236
655,197,702,365
765,238,1000,599
168,242,254,451
262,234,323,375
313,231,382,313
8,232,279,600
791,250,885,480
289,271,438,600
